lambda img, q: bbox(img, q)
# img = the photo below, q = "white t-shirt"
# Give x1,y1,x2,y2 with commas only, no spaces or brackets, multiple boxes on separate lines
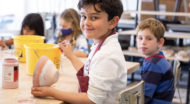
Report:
74,34,89,54
84,33,127,104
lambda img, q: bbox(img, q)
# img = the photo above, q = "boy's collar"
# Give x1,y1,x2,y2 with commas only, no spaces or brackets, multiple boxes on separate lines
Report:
145,51,165,60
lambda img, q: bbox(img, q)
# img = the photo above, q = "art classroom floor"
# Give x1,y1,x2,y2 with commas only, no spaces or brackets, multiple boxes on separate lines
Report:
127,70,189,104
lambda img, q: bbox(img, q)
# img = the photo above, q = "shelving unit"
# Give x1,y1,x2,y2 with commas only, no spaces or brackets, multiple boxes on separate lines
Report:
123,10,190,17
119,0,190,29
119,29,190,39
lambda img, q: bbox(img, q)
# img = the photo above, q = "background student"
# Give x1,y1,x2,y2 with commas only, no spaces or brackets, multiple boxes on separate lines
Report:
136,18,175,104
56,8,88,57
31,0,127,104
0,13,44,49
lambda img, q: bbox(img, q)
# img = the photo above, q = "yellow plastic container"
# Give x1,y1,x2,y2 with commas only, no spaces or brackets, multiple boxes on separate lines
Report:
24,43,61,75
13,35,45,62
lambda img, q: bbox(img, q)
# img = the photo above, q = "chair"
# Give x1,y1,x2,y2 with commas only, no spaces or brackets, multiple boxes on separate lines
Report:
118,81,144,104
173,60,181,89
172,60,182,104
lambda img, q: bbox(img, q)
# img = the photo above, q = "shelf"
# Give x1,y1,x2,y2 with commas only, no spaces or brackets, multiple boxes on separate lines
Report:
123,10,190,17
119,29,190,39
117,19,136,29
167,24,190,32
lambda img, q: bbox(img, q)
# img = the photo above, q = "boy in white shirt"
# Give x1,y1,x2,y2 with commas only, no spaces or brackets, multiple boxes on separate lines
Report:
31,0,127,104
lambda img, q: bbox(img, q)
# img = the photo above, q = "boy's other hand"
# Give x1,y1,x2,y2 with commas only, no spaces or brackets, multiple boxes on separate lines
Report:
31,86,53,97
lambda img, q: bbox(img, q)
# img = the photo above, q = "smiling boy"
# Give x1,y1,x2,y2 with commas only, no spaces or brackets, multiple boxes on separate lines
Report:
32,0,127,104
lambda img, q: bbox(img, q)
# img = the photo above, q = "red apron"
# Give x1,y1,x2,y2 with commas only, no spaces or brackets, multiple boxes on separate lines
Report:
76,31,116,92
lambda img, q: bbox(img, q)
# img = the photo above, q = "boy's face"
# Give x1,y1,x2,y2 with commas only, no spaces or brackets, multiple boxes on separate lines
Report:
136,28,164,57
80,5,116,42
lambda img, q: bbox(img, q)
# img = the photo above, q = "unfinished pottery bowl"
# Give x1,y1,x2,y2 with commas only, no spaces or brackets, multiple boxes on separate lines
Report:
33,56,59,87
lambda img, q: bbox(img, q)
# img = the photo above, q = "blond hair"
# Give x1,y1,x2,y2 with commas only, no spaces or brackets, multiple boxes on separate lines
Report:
136,18,165,41
57,8,82,47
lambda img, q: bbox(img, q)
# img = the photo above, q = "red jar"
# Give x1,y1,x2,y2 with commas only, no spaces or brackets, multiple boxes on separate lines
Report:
2,58,19,89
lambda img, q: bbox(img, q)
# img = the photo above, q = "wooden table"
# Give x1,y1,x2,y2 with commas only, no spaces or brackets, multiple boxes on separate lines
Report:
0,57,79,104
0,50,140,104
123,50,190,62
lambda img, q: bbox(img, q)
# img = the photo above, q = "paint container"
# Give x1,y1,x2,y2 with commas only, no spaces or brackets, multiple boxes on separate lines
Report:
13,35,45,62
24,43,61,75
2,58,19,89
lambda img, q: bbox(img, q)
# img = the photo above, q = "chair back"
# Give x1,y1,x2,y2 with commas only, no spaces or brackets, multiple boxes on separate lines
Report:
173,60,181,89
118,81,144,104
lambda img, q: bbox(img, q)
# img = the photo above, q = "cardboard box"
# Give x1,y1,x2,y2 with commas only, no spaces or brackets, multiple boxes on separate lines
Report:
140,0,190,21
141,1,154,20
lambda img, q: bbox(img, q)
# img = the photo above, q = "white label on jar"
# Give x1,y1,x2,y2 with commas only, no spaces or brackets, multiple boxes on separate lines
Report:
3,66,14,82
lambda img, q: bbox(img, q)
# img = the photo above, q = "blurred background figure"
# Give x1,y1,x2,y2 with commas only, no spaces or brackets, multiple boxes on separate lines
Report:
0,13,44,49
56,8,88,57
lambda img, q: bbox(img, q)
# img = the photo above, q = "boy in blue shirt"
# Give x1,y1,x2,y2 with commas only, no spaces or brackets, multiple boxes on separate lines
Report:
136,18,175,104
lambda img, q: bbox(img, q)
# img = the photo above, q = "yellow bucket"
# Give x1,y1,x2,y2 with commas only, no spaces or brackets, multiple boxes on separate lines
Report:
24,43,61,75
13,35,45,62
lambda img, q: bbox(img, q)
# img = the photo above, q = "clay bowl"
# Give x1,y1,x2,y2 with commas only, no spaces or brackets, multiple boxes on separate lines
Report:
33,56,59,87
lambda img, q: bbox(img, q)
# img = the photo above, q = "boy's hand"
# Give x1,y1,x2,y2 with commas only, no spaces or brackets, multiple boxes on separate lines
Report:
0,40,6,47
31,87,53,97
58,41,75,60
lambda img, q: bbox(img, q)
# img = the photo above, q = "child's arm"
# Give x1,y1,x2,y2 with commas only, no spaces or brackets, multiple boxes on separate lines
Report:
5,38,13,46
0,40,6,47
69,53,84,71
0,39,13,47
31,87,95,104
59,42,84,71
73,50,88,57
0,39,11,49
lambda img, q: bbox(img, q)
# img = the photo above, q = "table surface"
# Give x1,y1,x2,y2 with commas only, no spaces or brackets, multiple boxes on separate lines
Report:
0,50,140,104
123,50,190,62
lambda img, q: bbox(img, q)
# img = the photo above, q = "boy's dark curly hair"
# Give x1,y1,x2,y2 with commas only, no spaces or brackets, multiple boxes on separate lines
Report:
78,0,123,21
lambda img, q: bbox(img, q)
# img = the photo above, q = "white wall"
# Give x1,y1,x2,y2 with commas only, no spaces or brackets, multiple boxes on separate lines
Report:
0,0,137,34
24,0,79,14
0,0,80,34
121,0,137,11
0,0,25,32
